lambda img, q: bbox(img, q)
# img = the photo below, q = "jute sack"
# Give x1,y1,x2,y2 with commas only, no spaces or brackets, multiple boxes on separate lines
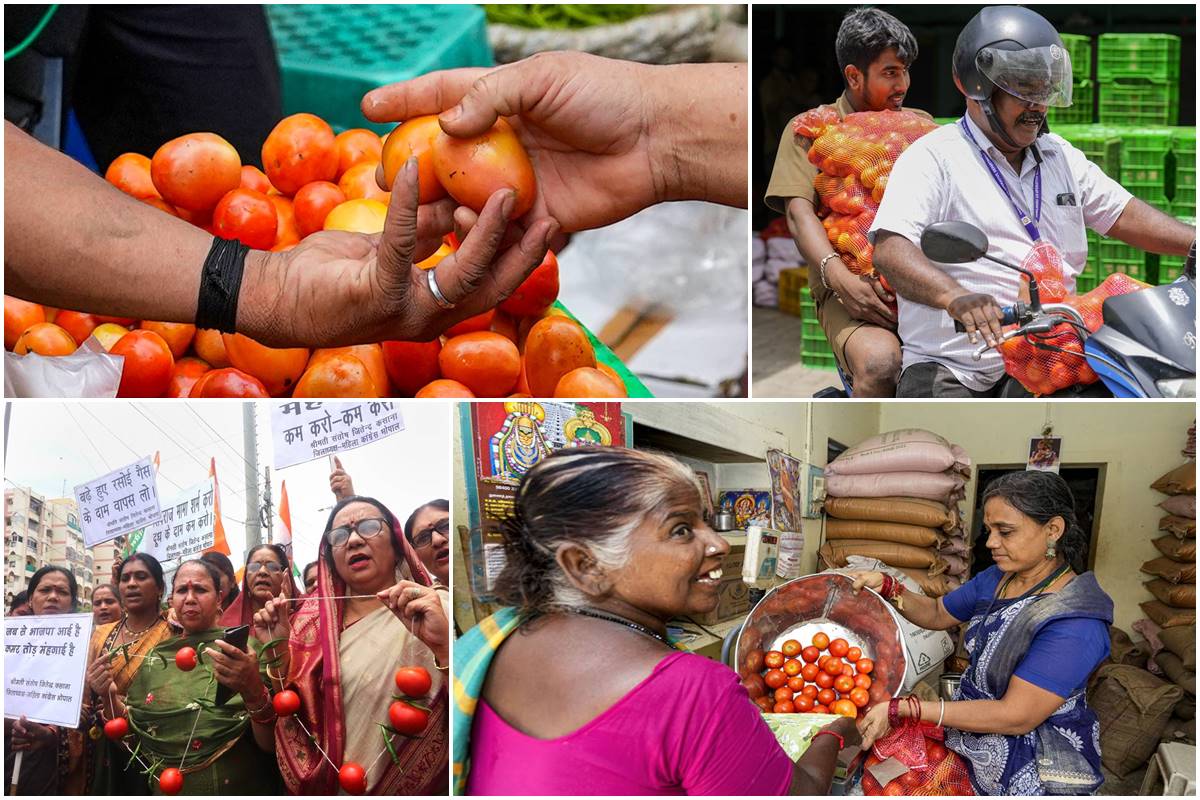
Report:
1160,494,1196,519
1154,650,1196,696
1154,536,1197,561
824,470,966,504
819,539,945,571
1160,515,1197,538
896,567,961,597
823,495,957,531
1176,694,1196,721
1088,664,1183,777
1141,600,1197,629
1160,625,1197,669
825,519,942,547
1141,556,1197,584
938,536,970,557
825,428,972,477
1145,579,1197,609
1153,462,1197,495
1108,626,1148,667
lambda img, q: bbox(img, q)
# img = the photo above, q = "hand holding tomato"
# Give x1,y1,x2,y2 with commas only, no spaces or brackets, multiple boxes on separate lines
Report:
378,581,449,666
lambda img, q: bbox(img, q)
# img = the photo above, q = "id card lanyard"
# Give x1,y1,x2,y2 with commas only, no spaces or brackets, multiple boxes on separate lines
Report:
960,117,1042,243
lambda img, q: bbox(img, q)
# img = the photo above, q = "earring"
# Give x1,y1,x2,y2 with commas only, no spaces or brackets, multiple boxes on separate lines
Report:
1045,540,1057,559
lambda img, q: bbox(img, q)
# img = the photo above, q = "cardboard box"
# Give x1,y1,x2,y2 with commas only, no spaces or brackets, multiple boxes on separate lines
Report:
720,533,746,575
694,577,751,625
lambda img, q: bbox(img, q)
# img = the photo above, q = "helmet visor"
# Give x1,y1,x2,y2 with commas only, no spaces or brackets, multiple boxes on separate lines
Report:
977,45,1073,107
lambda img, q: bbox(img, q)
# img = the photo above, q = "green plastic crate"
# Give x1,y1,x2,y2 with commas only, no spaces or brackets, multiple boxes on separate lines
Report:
552,303,653,398
1060,34,1093,80
1099,79,1180,126
1048,80,1093,125
1119,169,1171,211
1098,238,1148,281
800,288,837,370
1154,254,1186,284
266,5,493,135
1054,126,1121,180
1097,34,1181,82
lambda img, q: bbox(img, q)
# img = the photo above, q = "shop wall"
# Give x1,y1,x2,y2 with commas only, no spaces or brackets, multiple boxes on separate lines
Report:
877,402,1195,633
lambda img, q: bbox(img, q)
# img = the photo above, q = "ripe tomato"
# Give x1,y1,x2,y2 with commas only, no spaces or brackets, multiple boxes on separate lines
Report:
55,311,100,346
828,638,849,658
795,695,815,712
431,118,535,218
166,357,210,398
772,700,795,714
823,659,843,677
815,671,835,690
310,345,389,396
323,198,387,234
833,675,854,694
394,666,432,697
414,379,475,398
554,366,625,398
786,676,805,693
773,686,794,703
175,205,213,230
849,687,870,708
742,675,767,699
812,632,830,651
381,115,448,204
112,330,174,397
846,646,862,663
800,684,819,699
833,699,858,718
334,128,383,180
800,663,820,682
783,659,802,678
140,321,196,359
439,332,520,397
754,696,774,712
524,316,596,397
763,651,785,670
92,323,130,351
337,762,367,795
817,688,836,706
14,322,77,356
272,689,301,716
812,704,829,715
175,646,198,671
4,296,45,350
189,367,269,398
192,328,230,368
268,195,301,250
294,353,378,397
103,717,129,739
381,339,441,397
158,767,184,795
763,669,786,689
597,363,626,395
151,132,242,212
499,251,559,317
240,165,273,194
445,309,496,339
106,153,160,199
293,181,347,237
339,161,389,203
415,241,455,271
388,699,429,736
800,646,820,664
854,673,872,690
262,113,339,195
213,188,278,249
221,334,309,396
856,658,874,675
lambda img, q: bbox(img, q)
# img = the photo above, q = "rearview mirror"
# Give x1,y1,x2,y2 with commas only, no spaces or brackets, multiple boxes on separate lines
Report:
921,221,989,263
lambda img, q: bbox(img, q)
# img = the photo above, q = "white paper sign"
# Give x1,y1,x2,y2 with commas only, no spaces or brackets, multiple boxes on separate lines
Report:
4,613,94,727
141,479,217,562
271,401,405,470
74,457,161,547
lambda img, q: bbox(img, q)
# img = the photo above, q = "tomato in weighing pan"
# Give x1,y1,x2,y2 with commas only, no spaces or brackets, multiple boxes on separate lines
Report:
754,696,774,712
772,700,795,714
800,663,820,682
846,646,862,663
764,669,787,689
786,676,805,693
812,632,830,651
773,687,793,703
833,675,854,694
815,671,835,690
795,695,814,712
783,659,802,677
812,704,829,715
823,659,843,677
800,646,820,664
854,673,872,690
828,638,849,658
800,684,819,700
856,658,874,675
817,688,836,707
781,639,802,658
764,650,785,670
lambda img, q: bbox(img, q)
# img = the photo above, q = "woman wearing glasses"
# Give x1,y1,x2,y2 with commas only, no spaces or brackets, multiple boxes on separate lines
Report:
220,544,300,644
405,500,450,585
254,495,450,794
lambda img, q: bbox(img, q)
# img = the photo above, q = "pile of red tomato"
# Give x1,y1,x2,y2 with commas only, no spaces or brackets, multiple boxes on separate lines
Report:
5,110,629,399
745,631,876,718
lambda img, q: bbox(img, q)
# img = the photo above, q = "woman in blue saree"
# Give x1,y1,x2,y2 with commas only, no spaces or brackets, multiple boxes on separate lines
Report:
851,470,1113,795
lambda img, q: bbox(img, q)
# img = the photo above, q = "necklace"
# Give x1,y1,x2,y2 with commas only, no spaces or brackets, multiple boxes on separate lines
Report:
568,606,671,646
999,561,1070,601
121,613,159,639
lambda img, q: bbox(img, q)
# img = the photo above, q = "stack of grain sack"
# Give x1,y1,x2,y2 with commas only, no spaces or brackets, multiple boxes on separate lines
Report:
753,218,802,308
819,429,972,597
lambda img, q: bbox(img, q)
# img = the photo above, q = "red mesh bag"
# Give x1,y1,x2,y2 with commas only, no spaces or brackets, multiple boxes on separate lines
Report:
801,110,937,274
862,722,975,796
999,272,1150,395
1019,242,1069,303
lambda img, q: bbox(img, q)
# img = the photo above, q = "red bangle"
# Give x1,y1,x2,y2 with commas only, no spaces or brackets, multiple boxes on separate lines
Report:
888,697,900,728
813,730,845,750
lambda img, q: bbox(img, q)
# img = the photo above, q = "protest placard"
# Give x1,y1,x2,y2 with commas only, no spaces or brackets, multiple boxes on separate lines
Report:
270,401,405,470
3,613,94,727
73,457,161,547
141,478,218,562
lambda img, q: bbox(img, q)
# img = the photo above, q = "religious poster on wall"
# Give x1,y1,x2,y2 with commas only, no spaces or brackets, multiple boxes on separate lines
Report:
767,449,803,532
717,490,772,530
1027,436,1063,473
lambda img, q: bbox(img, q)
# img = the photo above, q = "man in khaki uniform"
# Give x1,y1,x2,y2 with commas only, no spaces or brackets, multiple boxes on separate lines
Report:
765,8,931,397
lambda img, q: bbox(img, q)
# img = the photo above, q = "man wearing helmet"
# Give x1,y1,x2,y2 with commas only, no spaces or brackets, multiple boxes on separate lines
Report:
869,6,1196,397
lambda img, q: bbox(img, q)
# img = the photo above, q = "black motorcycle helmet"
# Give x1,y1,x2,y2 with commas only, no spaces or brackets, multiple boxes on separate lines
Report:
953,6,1074,148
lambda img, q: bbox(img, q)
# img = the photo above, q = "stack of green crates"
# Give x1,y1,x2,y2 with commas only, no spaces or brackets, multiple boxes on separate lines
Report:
1097,237,1148,282
1097,34,1181,126
1076,230,1103,293
1049,34,1094,125
1171,128,1195,218
1053,125,1122,181
1099,126,1176,211
800,287,837,370
1152,216,1194,285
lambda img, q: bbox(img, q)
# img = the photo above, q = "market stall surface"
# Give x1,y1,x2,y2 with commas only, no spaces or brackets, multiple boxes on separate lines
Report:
752,307,841,397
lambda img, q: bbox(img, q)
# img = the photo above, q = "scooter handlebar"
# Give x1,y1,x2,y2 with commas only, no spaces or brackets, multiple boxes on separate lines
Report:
953,305,1021,333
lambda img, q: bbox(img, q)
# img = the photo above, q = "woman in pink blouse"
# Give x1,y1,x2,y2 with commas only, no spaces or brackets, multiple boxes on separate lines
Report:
459,447,858,795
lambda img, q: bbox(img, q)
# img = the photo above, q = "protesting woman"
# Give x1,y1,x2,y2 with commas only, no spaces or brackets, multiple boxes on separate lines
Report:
453,447,858,795
4,566,85,794
852,470,1113,795
100,559,281,795
91,583,121,625
404,499,450,585
219,544,299,644
255,495,450,794
83,554,173,793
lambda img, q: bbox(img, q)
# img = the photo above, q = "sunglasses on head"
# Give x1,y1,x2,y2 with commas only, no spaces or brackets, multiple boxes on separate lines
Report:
327,516,390,548
412,518,449,549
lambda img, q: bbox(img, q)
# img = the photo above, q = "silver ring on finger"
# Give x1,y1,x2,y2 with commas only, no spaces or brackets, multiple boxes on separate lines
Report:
407,587,423,599
427,268,456,310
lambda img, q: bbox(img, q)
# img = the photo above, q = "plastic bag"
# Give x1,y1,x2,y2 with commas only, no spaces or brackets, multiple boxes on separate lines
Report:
862,722,975,795
4,337,122,397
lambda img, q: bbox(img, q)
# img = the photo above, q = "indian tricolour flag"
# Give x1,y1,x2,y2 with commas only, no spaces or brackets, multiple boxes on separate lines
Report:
279,480,300,577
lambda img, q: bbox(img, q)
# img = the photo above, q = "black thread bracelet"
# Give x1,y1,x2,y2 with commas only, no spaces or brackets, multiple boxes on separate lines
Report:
195,237,250,332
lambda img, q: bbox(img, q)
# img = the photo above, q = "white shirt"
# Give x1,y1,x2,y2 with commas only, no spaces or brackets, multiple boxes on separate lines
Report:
869,114,1133,390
